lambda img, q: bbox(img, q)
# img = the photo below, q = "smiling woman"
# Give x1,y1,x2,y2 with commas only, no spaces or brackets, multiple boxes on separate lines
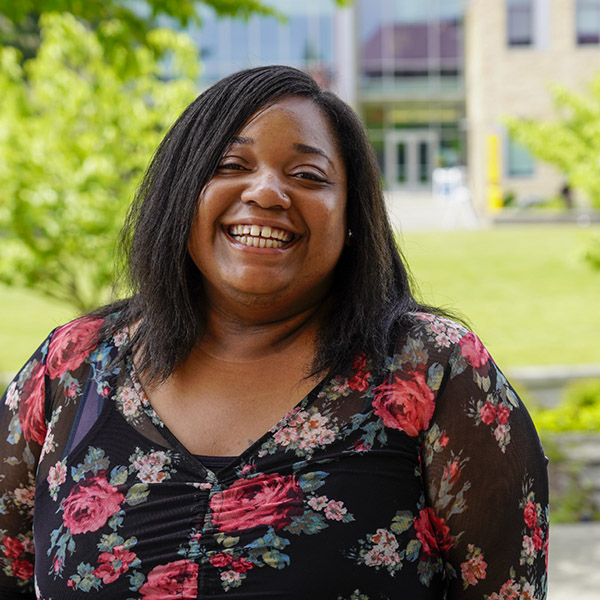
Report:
0,66,549,599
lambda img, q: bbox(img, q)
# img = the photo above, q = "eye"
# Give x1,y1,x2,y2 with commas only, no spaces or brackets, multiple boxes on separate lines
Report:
293,171,330,184
217,161,247,172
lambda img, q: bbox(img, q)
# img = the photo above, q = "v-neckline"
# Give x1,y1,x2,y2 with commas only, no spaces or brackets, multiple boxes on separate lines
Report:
123,341,329,477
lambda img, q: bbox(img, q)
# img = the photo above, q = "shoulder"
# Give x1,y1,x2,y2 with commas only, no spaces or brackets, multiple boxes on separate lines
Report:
45,314,126,382
395,312,486,366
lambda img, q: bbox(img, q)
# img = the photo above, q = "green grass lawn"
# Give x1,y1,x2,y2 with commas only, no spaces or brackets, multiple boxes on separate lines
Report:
1,225,599,381
401,225,600,368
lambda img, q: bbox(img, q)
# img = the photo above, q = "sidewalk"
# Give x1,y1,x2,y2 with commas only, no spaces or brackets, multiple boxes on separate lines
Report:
548,522,600,599
384,190,480,232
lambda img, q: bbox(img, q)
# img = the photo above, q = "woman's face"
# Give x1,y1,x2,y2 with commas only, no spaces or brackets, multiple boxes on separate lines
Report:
188,96,347,316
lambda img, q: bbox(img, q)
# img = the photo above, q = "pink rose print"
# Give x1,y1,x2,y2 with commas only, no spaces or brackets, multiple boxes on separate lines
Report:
413,508,454,556
209,553,233,568
11,558,34,580
231,558,254,573
139,559,198,599
209,473,303,533
479,401,496,425
496,404,511,425
373,370,435,436
523,501,538,529
460,544,487,587
62,475,125,535
93,545,137,584
458,332,490,369
442,459,461,486
46,317,104,379
2,536,24,560
19,361,47,445
348,354,371,392
532,527,543,551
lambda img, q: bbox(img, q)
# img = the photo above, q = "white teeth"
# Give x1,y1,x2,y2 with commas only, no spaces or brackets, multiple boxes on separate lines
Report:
228,224,294,248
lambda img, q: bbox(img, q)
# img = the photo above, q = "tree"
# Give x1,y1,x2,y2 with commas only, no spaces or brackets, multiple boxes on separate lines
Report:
0,0,279,71
0,13,199,311
506,75,600,210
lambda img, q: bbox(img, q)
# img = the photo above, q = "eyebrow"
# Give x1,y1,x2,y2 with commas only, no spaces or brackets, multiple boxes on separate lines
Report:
293,143,335,170
228,137,335,170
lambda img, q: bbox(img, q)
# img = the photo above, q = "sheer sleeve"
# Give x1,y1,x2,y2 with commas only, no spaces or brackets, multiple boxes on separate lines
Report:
422,332,549,599
0,334,53,598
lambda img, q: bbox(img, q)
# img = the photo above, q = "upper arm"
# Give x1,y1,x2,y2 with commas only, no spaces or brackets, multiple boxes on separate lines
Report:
422,332,549,599
0,335,53,596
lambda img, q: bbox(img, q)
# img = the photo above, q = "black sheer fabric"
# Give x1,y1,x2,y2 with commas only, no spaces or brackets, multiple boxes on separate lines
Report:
0,313,548,599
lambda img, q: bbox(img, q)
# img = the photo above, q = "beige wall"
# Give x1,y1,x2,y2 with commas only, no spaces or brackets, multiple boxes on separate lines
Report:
466,0,600,212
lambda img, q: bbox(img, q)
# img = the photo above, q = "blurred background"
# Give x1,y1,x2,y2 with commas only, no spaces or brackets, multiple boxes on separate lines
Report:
1,0,599,596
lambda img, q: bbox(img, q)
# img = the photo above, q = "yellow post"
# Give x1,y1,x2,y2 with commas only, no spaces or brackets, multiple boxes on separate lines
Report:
487,132,503,213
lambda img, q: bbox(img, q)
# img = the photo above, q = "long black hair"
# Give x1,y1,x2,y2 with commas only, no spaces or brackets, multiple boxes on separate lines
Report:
97,65,446,382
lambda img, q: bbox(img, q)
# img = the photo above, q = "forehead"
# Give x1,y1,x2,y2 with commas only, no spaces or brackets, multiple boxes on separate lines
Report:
236,96,341,157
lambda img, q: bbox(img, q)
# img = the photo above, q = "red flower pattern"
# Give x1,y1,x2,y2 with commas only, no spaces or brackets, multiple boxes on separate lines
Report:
348,354,371,392
2,536,24,560
93,545,138,584
373,370,435,436
139,559,198,599
18,361,47,445
480,401,496,425
459,332,491,369
62,475,125,535
46,317,103,379
209,552,233,568
523,501,538,529
413,508,454,557
12,558,34,580
209,473,303,533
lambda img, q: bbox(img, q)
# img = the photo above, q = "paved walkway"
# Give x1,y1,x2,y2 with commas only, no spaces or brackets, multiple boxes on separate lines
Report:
384,190,481,232
548,522,600,599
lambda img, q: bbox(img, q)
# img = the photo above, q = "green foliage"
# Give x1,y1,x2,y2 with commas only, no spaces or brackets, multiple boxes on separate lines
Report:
544,437,599,522
506,75,600,209
0,0,279,75
533,380,600,433
584,236,600,269
0,13,199,312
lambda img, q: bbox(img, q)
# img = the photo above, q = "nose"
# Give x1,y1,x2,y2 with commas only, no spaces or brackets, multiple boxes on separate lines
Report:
240,170,291,210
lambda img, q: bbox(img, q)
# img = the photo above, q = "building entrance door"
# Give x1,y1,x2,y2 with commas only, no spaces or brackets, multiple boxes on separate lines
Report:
384,130,439,190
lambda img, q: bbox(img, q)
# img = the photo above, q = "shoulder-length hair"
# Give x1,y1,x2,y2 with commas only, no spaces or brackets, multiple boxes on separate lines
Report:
99,65,442,382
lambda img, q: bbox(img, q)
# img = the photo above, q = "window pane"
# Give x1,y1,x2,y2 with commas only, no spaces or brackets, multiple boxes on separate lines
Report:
259,18,279,62
290,15,309,62
577,0,600,44
507,2,534,46
507,138,535,176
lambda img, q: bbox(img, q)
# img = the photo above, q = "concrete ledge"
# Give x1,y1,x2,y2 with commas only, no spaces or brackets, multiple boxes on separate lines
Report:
508,364,600,408
491,209,600,226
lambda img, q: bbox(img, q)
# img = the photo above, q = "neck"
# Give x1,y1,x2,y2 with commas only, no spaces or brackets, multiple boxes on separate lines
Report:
196,298,328,364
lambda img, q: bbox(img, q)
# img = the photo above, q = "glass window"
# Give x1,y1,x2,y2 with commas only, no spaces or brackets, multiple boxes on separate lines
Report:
577,0,600,44
507,137,535,177
507,0,534,46
259,18,280,62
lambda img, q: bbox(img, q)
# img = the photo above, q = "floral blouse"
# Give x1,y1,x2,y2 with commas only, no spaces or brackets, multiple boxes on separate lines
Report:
0,313,549,599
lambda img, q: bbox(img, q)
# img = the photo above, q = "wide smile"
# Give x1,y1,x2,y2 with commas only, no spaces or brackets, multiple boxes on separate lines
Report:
227,224,297,249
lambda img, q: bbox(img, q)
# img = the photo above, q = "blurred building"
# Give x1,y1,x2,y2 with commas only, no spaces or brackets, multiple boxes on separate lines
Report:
191,0,600,213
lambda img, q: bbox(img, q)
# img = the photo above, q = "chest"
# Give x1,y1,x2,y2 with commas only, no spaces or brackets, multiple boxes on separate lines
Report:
145,358,323,456
34,395,436,600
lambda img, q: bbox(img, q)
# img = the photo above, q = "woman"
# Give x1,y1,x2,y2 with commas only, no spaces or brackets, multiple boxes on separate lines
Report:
0,66,548,599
